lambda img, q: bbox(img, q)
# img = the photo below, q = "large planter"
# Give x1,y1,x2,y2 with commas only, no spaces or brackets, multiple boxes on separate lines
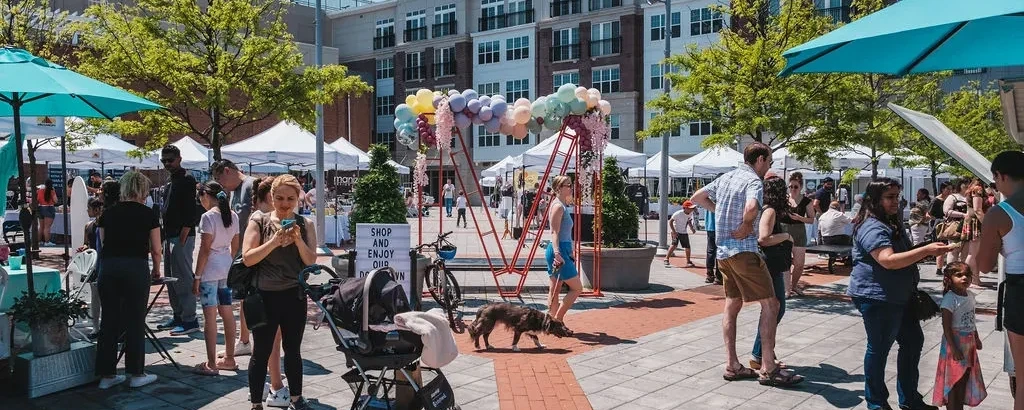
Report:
579,244,657,291
30,319,70,357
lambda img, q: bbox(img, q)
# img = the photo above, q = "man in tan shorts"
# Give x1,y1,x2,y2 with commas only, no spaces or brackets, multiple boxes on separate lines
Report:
690,142,803,387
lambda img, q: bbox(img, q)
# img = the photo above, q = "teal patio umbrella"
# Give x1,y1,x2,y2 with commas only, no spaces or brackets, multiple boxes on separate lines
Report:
781,0,1024,76
0,47,162,297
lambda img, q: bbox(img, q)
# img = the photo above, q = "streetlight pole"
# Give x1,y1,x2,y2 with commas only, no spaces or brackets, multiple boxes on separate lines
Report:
314,0,327,253
650,0,672,251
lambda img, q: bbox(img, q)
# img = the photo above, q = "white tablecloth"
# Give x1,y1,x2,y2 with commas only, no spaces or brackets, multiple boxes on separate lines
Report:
314,213,350,246
1,210,72,235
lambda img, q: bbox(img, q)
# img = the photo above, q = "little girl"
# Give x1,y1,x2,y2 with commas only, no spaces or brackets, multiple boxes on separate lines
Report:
933,262,987,409
192,181,240,376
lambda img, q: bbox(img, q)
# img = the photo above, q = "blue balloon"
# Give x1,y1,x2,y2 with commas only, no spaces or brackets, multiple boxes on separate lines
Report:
485,116,501,133
393,118,405,131
490,101,508,117
399,123,416,136
394,104,415,122
448,89,460,97
449,94,467,112
471,113,484,125
454,112,471,129
478,106,493,121
432,95,443,109
462,89,479,101
479,95,491,107
467,99,482,114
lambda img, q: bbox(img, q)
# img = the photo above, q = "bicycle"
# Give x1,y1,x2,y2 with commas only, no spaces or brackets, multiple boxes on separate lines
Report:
414,231,465,333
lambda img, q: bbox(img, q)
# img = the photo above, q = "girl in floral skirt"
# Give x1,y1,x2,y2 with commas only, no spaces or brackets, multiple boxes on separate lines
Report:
933,262,987,409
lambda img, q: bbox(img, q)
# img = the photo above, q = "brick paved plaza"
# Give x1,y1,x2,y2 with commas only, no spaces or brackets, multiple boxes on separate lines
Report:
2,213,1014,409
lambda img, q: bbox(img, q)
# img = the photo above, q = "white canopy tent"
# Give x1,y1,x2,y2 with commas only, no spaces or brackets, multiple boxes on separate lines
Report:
169,136,212,170
628,152,686,178
481,155,517,178
518,136,647,170
27,131,158,168
220,121,358,169
328,138,409,174
772,145,896,173
674,146,745,177
479,176,497,187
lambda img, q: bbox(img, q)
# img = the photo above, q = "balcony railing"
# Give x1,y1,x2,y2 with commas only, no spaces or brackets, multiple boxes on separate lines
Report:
403,26,427,42
432,20,457,38
373,33,395,50
550,0,581,17
816,6,851,23
434,62,456,78
589,37,621,57
588,0,621,11
550,44,581,62
404,66,425,81
478,9,535,32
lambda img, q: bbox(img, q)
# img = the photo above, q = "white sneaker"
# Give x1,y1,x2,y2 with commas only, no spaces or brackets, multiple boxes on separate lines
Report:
265,385,290,408
98,375,126,390
234,341,253,356
129,373,158,388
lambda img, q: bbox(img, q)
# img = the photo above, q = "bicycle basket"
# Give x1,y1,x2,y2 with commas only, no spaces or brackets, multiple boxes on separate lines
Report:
437,246,457,261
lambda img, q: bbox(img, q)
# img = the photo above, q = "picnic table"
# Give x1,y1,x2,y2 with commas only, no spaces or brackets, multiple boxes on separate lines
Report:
805,244,852,274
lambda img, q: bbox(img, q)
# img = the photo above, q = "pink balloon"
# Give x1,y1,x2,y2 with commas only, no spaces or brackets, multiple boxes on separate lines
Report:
513,106,531,125
499,122,514,135
502,113,516,126
598,100,612,115
512,124,528,139
575,86,588,99
514,98,531,108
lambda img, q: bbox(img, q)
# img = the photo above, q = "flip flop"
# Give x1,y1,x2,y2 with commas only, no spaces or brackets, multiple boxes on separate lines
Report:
722,365,759,381
215,359,239,371
192,362,219,376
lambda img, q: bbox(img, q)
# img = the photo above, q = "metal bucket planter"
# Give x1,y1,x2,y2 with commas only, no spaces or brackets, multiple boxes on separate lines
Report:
30,319,70,357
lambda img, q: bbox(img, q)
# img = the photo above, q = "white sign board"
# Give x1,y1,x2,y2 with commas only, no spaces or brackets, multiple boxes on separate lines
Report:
888,102,994,184
355,223,412,303
0,116,65,138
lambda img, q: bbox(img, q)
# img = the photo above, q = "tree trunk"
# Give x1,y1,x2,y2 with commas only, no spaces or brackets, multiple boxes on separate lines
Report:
929,160,938,194
211,107,221,161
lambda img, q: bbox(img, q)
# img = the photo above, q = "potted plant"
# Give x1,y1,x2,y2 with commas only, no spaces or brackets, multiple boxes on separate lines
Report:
9,290,88,357
580,157,658,291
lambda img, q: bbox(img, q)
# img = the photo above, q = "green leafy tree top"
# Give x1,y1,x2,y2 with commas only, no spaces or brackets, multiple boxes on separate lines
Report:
75,0,371,159
597,157,640,248
349,144,406,237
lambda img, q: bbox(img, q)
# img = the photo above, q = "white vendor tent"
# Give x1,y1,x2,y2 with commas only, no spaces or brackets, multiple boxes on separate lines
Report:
481,155,517,178
479,176,497,187
628,152,686,178
772,145,896,172
170,136,213,170
328,138,409,174
674,146,745,177
518,136,646,170
27,129,157,168
220,121,358,169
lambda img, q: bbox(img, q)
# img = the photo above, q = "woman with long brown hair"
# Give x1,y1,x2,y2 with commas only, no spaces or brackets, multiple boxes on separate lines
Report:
964,178,988,286
782,172,814,297
750,176,793,370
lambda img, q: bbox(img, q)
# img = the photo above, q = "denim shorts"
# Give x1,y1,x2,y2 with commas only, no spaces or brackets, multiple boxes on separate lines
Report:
199,279,232,307
38,205,56,219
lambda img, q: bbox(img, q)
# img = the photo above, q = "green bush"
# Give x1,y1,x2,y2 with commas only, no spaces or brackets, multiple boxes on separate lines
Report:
349,144,407,237
597,157,641,247
10,290,88,325
649,196,690,205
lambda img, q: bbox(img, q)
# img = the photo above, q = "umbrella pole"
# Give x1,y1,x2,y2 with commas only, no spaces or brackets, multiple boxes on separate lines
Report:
12,102,37,298
61,131,71,279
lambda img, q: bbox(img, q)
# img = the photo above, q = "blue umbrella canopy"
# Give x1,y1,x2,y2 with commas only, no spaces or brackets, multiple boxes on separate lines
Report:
781,0,1024,76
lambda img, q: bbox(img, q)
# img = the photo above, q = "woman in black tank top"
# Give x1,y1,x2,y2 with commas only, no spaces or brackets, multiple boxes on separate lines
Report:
783,173,814,297
751,176,794,369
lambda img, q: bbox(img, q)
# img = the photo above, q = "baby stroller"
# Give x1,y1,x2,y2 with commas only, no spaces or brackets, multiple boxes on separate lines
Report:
299,264,458,410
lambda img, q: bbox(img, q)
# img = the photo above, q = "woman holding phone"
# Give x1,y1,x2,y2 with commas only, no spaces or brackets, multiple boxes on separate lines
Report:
241,174,317,410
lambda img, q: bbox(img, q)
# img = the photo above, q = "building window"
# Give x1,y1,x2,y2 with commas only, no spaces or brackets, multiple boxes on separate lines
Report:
375,95,394,117
477,125,501,147
507,133,531,145
374,19,395,49
551,0,580,17
374,132,395,150
405,52,424,81
650,64,662,90
433,4,457,38
552,71,579,92
650,12,681,41
689,120,720,137
588,0,621,11
690,8,723,36
551,28,579,62
477,40,500,65
507,0,535,27
592,67,619,94
434,47,456,77
480,0,505,31
651,113,682,137
609,114,620,139
590,21,620,57
506,79,529,101
404,10,427,42
506,36,530,61
954,68,986,75
376,58,394,80
478,82,500,96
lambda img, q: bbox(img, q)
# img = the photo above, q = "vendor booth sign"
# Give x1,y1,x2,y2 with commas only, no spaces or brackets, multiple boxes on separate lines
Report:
355,223,412,302
0,116,65,137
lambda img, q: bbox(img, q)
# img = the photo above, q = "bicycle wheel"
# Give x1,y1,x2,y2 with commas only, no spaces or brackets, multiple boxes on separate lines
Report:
424,264,447,307
441,268,465,334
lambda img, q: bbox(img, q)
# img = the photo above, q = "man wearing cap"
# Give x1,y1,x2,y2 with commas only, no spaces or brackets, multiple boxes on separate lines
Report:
86,170,103,196
665,200,697,267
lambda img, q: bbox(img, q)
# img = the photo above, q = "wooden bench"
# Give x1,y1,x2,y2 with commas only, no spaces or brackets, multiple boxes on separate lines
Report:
805,244,853,274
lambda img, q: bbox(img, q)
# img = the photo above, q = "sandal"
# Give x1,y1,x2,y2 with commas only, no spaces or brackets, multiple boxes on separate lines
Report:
192,362,219,376
749,359,786,371
685,262,696,268
758,367,804,387
722,365,759,381
215,359,239,371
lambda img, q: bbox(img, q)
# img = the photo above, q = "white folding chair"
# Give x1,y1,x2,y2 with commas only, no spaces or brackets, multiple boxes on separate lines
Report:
65,250,98,340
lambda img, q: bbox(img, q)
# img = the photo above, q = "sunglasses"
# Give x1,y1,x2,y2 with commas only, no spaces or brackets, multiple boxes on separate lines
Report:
160,157,178,164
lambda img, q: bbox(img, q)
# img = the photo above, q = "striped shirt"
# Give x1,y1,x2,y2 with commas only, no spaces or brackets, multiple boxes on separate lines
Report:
703,164,763,259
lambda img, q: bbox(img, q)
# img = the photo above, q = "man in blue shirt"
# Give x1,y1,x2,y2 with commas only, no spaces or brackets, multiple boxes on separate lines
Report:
691,142,803,387
704,208,721,284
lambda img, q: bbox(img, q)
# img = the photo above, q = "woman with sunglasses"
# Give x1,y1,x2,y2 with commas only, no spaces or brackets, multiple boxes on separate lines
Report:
781,172,814,297
545,175,582,322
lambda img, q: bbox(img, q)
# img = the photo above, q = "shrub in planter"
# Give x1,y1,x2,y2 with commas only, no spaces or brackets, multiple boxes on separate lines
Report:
349,144,407,238
9,290,88,356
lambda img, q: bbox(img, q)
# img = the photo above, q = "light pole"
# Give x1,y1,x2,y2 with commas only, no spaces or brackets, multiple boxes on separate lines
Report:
648,0,671,250
314,0,327,254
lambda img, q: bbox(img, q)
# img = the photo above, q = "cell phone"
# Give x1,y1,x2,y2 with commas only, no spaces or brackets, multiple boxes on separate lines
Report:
281,219,296,229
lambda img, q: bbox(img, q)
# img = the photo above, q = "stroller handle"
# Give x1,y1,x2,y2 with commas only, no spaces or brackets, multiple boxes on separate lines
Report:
298,264,339,292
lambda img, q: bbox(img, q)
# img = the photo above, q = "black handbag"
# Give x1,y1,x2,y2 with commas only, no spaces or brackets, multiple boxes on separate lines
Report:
908,289,940,321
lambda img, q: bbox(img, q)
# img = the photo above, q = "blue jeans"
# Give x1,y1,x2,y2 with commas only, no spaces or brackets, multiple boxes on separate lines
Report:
752,270,786,360
444,198,453,215
853,297,926,409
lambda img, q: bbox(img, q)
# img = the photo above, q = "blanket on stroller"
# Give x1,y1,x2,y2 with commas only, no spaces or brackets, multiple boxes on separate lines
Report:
396,309,458,368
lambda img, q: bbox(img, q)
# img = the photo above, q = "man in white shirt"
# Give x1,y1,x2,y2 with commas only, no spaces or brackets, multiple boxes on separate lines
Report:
819,201,853,245
664,200,697,267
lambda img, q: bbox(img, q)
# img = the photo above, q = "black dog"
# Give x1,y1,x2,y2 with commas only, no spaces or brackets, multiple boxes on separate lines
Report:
468,303,574,351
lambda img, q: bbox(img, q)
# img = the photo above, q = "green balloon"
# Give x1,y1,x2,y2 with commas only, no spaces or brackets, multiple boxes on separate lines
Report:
570,98,587,115
527,118,542,134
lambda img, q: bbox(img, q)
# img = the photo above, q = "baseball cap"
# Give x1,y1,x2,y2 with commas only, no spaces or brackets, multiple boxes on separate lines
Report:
683,200,695,208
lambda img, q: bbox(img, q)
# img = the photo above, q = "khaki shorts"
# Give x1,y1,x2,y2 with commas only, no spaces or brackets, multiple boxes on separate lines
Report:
718,252,775,302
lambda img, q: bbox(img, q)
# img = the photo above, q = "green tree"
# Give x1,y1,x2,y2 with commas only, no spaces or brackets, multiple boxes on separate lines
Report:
640,0,841,155
597,157,639,248
75,0,371,159
349,145,406,237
